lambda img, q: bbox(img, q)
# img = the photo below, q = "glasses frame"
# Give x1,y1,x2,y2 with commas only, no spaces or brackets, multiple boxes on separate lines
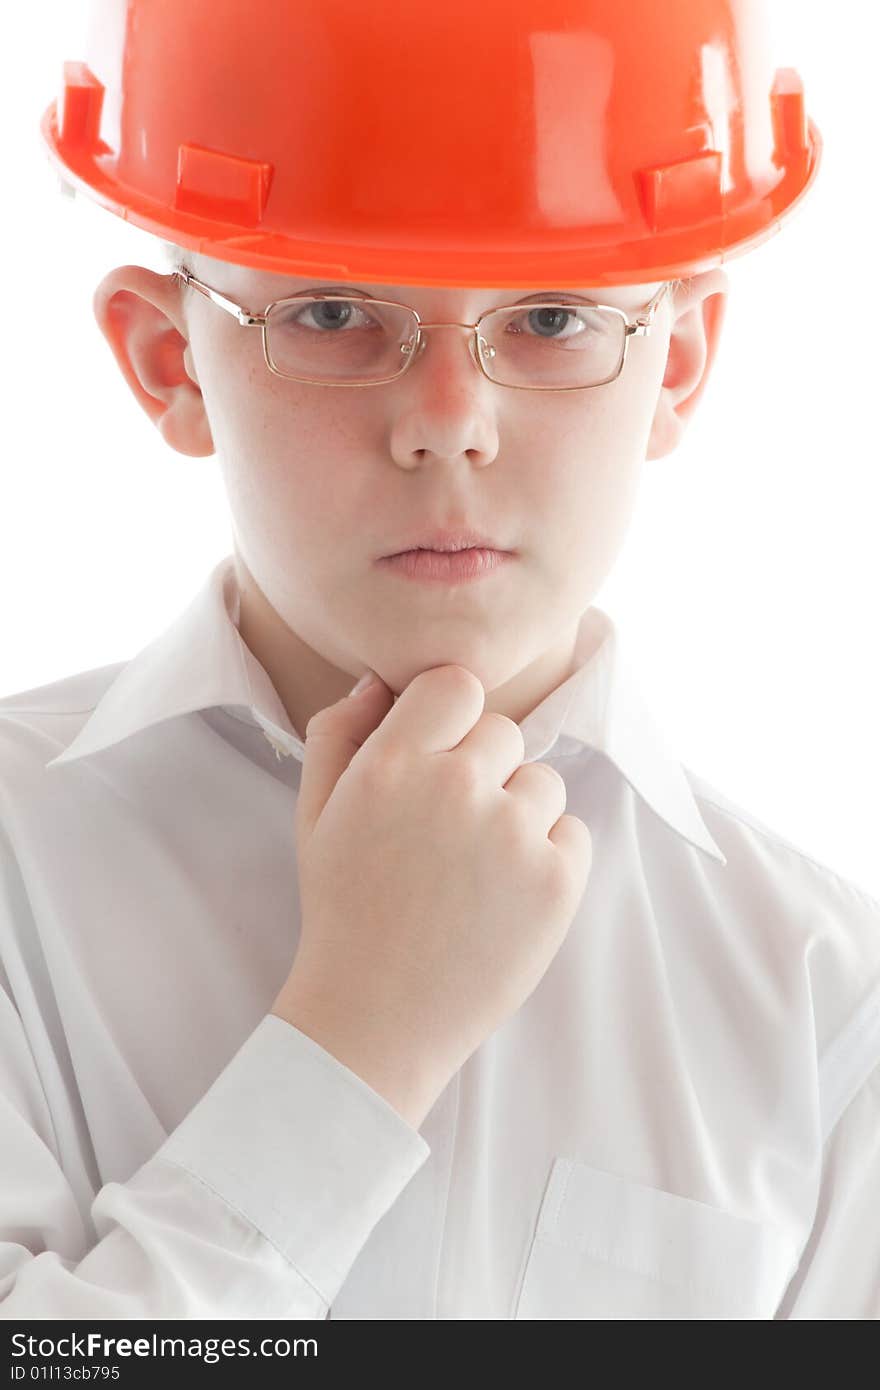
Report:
173,264,671,391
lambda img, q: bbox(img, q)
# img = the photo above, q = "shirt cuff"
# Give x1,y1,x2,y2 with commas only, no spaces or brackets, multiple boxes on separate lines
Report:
153,1012,432,1304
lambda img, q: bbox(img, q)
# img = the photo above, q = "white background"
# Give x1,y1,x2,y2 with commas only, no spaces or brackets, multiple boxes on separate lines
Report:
2,2,878,896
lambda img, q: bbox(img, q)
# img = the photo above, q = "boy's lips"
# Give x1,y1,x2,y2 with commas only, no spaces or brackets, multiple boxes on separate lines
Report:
376,548,517,583
381,526,513,557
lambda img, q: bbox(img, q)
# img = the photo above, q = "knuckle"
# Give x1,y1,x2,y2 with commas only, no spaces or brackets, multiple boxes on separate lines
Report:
304,707,334,740
446,663,486,694
479,709,526,753
479,709,517,732
555,815,593,881
531,760,567,795
541,845,575,905
566,812,593,852
421,663,485,700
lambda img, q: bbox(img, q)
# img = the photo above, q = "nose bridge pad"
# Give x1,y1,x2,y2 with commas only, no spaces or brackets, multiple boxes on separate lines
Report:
415,326,485,373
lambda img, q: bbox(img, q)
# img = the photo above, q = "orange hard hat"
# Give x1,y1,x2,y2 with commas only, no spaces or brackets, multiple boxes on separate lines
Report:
39,0,821,288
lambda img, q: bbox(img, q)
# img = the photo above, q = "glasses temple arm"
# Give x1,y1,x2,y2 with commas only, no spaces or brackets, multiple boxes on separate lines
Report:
173,265,266,327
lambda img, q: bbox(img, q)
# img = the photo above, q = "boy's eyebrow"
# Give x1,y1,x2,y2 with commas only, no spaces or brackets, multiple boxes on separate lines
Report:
256,279,627,305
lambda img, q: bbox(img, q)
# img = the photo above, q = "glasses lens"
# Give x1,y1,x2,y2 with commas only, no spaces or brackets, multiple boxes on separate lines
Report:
265,297,418,383
478,304,626,388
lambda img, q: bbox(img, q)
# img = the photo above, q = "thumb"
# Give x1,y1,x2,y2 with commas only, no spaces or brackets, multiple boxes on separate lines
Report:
295,669,394,841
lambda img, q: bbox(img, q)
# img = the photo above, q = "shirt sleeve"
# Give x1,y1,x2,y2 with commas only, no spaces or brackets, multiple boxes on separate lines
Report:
773,1060,880,1319
0,957,431,1319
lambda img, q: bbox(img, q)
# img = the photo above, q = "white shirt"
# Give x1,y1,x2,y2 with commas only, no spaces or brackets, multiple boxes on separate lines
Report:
1,554,878,1321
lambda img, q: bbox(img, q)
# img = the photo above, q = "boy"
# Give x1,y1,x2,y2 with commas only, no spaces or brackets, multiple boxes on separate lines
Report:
2,0,877,1319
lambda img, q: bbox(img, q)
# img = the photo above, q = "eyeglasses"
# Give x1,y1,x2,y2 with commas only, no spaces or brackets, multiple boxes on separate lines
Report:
173,265,671,392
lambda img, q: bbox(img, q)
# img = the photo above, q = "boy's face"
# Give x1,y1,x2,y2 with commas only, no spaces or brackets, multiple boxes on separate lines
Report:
93,255,728,736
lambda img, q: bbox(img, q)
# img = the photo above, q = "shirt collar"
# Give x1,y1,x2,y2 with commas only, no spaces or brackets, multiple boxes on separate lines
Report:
45,555,727,865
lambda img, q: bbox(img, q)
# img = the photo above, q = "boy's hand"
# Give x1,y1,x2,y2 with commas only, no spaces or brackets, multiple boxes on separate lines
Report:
271,664,592,1127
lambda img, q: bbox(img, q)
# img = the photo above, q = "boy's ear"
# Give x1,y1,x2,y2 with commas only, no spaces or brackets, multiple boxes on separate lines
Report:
92,263,215,458
646,267,729,461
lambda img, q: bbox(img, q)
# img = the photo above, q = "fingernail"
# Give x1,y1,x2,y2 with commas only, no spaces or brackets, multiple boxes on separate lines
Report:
347,669,378,697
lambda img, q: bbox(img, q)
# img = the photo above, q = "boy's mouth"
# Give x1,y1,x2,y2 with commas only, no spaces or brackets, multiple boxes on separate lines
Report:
382,526,513,557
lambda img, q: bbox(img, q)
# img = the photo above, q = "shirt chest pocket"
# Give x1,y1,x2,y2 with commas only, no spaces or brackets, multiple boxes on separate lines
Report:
513,1157,800,1319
